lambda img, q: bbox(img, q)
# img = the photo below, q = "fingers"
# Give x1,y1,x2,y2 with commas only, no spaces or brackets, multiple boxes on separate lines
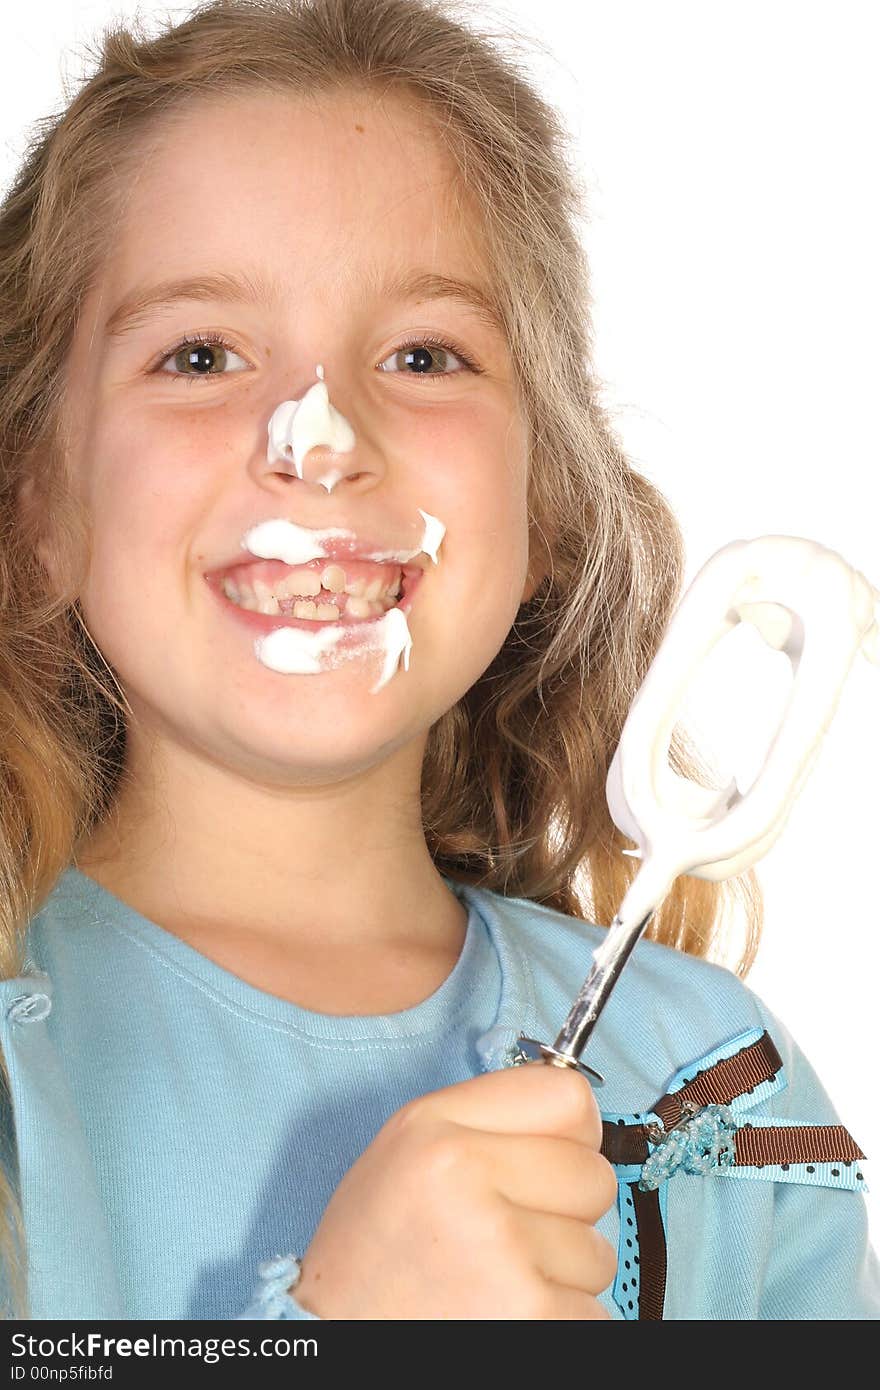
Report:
416,1059,603,1149
515,1208,619,1295
475,1131,619,1224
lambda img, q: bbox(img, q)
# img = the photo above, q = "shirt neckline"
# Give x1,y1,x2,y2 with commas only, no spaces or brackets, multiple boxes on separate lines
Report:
47,864,508,1044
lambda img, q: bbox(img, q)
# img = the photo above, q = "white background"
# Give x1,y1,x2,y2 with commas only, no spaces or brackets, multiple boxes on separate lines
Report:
2,2,878,1249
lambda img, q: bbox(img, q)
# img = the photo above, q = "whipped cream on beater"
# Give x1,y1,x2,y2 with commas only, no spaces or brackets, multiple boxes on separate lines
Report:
515,532,880,1073
603,534,880,934
249,367,447,692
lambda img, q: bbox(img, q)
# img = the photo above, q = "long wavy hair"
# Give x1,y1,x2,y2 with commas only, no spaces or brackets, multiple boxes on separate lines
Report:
0,0,763,1318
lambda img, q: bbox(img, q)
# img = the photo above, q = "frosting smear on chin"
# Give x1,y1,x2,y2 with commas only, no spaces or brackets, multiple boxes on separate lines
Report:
255,603,415,694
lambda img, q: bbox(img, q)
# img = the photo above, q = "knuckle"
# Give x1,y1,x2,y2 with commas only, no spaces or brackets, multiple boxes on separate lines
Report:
386,1096,452,1159
385,1101,461,1176
421,1126,477,1188
389,1093,433,1139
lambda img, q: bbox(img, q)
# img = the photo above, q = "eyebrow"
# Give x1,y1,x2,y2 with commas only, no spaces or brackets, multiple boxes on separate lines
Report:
103,267,503,338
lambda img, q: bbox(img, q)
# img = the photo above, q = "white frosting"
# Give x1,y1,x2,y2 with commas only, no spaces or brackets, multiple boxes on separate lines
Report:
603,534,880,936
241,508,445,569
255,605,413,695
246,376,447,692
266,363,356,493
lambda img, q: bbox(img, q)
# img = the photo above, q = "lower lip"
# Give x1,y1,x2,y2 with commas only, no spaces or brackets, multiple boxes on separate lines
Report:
204,566,424,638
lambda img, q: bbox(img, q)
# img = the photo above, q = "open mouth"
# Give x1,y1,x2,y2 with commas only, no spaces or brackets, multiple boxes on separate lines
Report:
204,556,425,634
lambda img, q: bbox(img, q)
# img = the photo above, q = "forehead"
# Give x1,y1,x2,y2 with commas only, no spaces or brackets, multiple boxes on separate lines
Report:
104,89,487,293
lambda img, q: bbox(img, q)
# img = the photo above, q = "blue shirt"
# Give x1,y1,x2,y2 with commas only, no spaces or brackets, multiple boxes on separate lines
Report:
1,864,877,1320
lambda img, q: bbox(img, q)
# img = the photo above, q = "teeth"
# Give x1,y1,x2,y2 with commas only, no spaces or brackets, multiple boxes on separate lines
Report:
252,578,281,616
223,564,400,601
320,565,346,593
222,582,388,620
276,568,322,599
220,565,404,618
346,596,373,618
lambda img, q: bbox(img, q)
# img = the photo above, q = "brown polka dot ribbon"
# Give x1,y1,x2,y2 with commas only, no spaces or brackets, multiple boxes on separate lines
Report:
599,1030,867,1320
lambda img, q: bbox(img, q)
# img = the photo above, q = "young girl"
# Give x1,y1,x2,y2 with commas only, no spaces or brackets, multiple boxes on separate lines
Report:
0,0,876,1322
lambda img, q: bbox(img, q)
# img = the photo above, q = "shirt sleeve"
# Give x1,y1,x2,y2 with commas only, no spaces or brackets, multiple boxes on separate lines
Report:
749,993,880,1319
234,1254,321,1321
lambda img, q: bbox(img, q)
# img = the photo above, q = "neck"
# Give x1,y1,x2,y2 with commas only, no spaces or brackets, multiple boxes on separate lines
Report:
74,730,466,961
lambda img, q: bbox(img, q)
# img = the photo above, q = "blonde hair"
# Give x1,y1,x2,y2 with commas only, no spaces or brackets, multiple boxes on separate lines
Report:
0,0,762,1317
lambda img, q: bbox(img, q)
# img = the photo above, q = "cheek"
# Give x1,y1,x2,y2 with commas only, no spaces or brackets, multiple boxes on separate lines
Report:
85,407,233,550
409,399,528,536
425,497,531,680
408,409,530,652
78,419,214,630
88,400,242,508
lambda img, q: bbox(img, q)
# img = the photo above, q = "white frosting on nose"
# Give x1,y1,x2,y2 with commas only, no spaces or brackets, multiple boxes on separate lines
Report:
267,363,356,493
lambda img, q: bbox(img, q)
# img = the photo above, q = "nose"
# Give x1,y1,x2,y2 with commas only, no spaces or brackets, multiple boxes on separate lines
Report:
294,442,368,493
264,366,377,495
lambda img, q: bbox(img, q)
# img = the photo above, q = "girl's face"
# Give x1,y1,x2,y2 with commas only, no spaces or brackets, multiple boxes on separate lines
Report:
56,91,534,788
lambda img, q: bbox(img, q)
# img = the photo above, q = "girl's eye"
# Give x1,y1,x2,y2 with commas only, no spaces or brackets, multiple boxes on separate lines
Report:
154,333,249,381
151,332,481,384
378,337,479,381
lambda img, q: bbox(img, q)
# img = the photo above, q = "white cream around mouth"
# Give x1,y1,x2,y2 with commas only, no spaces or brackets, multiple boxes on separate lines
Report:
212,558,423,627
242,559,422,693
219,558,405,619
233,369,447,692
248,596,416,694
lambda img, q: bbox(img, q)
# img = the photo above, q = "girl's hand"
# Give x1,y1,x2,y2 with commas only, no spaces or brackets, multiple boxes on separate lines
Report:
293,1060,618,1319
